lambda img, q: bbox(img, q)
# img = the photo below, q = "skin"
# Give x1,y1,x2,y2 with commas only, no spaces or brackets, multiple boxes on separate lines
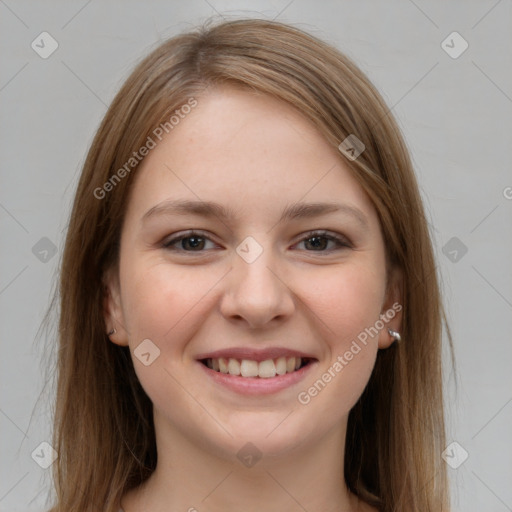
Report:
105,86,402,512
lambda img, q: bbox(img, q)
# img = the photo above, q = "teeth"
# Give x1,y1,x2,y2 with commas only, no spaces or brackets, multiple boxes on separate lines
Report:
275,356,287,375
228,358,241,376
206,356,306,378
240,359,259,377
258,359,276,378
219,357,229,374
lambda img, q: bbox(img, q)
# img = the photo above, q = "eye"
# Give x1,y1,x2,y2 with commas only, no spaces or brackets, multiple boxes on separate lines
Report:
162,231,219,252
161,230,351,254
294,231,351,252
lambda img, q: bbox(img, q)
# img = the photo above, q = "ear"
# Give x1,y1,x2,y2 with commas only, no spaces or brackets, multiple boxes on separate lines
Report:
103,266,129,347
378,265,404,349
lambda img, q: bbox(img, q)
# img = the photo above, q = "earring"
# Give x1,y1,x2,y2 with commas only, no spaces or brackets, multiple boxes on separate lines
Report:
387,328,401,343
107,327,117,336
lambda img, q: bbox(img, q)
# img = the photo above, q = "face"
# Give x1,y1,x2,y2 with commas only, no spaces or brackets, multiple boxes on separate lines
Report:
105,86,402,462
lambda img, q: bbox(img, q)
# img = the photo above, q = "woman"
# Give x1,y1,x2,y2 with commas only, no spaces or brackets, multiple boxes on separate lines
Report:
49,18,452,512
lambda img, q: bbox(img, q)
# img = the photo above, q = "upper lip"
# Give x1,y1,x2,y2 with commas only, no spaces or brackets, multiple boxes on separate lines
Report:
195,347,317,362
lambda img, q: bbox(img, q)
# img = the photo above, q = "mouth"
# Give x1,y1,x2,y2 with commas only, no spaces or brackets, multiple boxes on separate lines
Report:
199,356,316,378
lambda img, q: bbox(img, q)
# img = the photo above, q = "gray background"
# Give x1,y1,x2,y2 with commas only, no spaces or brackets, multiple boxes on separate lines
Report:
1,1,511,511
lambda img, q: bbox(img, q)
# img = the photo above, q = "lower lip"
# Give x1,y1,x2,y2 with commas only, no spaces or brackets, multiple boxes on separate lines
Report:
197,360,317,395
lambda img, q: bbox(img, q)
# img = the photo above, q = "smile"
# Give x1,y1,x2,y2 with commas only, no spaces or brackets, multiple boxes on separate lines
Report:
200,356,314,378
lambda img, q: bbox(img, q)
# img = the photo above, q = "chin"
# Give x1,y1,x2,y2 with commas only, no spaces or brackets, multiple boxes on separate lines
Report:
204,412,318,463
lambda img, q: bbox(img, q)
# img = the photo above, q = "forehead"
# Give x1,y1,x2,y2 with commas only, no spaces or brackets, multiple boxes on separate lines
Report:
124,86,378,227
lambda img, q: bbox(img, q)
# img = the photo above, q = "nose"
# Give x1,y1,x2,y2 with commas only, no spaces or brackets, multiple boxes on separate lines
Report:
219,244,296,329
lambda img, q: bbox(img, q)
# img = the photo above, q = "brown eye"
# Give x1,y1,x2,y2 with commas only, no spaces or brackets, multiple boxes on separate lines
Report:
163,231,217,252
296,231,351,252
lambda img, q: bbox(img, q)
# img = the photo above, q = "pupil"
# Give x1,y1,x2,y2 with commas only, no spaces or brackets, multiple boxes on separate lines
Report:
306,236,327,250
184,237,204,250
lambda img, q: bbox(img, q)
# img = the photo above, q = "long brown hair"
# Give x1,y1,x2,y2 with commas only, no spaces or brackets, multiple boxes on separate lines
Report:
47,18,452,511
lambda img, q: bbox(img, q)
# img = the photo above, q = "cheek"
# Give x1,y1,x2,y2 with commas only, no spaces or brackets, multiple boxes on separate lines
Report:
119,260,223,407
294,261,385,409
299,261,386,347
119,258,223,348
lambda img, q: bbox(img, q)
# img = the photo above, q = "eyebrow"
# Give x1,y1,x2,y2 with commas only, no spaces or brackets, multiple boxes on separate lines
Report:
142,199,369,229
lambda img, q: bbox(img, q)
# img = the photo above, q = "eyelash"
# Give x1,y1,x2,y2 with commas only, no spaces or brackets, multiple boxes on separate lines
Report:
162,230,352,254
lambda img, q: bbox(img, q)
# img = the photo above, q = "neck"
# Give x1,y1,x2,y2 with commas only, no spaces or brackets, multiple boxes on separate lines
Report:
122,410,366,512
